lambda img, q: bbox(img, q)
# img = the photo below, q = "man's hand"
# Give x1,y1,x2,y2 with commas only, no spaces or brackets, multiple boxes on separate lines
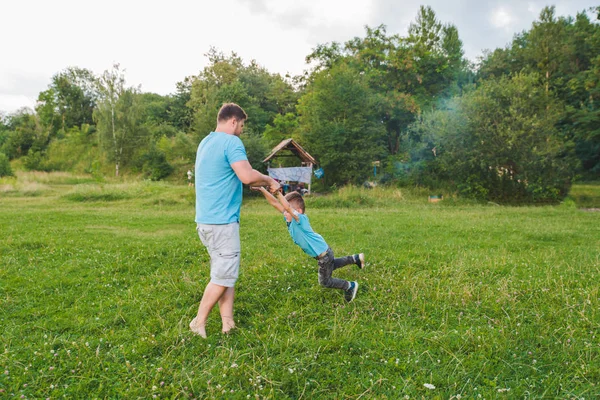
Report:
268,179,281,194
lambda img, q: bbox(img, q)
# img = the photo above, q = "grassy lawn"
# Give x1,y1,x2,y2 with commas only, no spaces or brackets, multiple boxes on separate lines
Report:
1,177,599,398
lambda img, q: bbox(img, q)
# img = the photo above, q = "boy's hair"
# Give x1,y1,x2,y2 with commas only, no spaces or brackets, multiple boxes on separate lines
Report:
285,191,305,213
217,103,247,123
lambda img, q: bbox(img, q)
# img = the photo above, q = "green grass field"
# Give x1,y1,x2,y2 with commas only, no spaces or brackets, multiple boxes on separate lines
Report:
1,175,599,399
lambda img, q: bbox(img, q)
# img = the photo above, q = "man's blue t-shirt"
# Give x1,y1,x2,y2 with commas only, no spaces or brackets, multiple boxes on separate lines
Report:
195,132,248,224
285,212,328,258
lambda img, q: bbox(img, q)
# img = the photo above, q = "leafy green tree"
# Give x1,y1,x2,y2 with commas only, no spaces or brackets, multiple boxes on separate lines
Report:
35,67,97,137
409,74,577,203
168,78,193,131
0,109,44,160
188,48,299,142
241,134,269,173
94,64,144,176
263,113,299,149
477,6,600,176
298,63,387,186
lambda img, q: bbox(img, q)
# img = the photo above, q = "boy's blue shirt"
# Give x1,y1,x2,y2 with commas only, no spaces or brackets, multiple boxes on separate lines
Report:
285,212,328,258
195,132,248,224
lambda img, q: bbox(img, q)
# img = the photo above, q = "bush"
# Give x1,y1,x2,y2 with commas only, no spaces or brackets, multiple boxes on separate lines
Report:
140,147,174,181
0,152,13,177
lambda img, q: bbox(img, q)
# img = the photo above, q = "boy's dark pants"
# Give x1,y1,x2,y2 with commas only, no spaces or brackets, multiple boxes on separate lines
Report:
316,247,356,291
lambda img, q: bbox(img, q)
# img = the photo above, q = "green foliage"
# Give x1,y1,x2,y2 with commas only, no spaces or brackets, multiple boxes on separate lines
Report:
263,113,299,149
35,67,96,138
478,6,600,177
298,63,387,185
241,134,269,172
94,65,147,176
0,152,12,177
139,147,174,181
0,110,45,160
3,4,596,195
41,125,96,172
408,74,578,203
188,48,299,142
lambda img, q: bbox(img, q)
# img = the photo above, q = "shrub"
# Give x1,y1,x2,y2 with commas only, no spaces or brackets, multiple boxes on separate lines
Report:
0,152,12,177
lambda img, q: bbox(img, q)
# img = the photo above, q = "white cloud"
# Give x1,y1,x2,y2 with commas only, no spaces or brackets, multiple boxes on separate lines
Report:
490,7,515,30
0,95,36,114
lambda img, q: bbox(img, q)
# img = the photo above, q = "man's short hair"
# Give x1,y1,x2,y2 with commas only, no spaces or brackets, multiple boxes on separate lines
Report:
285,191,305,213
217,103,247,123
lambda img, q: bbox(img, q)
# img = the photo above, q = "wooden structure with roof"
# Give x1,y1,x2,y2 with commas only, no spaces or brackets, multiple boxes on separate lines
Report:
263,139,318,194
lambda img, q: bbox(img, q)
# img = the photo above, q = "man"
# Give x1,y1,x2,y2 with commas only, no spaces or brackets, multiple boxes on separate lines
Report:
189,103,279,338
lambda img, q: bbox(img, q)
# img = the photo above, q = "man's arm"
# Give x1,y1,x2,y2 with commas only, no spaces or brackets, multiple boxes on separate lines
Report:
231,160,279,193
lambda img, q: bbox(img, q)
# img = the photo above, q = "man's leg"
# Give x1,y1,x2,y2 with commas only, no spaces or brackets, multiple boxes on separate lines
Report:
218,286,236,333
191,282,228,338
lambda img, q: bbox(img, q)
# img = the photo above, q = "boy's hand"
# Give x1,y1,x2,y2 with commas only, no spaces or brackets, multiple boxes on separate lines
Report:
250,186,264,191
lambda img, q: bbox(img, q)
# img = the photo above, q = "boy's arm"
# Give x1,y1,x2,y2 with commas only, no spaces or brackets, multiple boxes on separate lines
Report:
251,187,285,213
276,191,300,222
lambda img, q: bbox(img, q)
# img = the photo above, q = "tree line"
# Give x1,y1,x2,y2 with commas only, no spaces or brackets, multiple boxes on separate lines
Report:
1,5,598,203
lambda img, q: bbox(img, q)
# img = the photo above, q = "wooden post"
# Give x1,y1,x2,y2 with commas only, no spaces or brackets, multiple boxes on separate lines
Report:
307,163,313,195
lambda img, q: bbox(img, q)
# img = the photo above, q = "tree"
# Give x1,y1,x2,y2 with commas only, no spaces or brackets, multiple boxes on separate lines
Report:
94,64,144,177
188,48,299,142
298,63,387,186
409,74,578,203
476,6,600,177
263,113,299,149
0,108,44,160
35,67,97,137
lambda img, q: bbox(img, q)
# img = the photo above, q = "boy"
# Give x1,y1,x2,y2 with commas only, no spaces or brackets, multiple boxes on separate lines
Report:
253,187,365,302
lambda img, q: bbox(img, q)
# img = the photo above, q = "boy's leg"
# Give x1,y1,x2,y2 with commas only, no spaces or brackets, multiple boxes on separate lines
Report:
332,250,364,270
318,249,350,290
332,255,357,270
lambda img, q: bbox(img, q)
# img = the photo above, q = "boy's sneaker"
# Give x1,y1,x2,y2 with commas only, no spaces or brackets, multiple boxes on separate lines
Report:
354,253,365,269
344,281,358,302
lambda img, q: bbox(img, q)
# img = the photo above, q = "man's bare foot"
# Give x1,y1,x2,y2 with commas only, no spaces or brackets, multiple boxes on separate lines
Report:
221,316,236,334
189,317,207,338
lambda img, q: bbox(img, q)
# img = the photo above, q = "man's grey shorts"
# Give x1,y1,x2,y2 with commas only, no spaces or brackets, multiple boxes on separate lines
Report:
196,222,240,287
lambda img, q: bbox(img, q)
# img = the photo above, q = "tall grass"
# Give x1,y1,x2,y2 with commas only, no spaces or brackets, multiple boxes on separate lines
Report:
0,181,598,398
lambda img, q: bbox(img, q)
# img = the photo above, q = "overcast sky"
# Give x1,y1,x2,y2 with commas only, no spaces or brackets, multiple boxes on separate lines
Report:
1,0,597,113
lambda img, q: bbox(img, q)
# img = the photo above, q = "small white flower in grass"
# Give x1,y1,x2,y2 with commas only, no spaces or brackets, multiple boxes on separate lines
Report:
231,363,238,368
152,386,157,391
424,383,436,390
288,368,294,373
497,388,510,393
